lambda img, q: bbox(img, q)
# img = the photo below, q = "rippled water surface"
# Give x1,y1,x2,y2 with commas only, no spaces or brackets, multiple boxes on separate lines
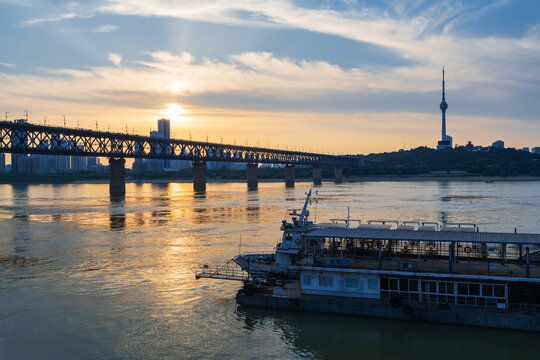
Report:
1,180,540,359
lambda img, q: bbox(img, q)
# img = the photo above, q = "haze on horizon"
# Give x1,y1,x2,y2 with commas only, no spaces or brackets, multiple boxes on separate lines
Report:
1,0,539,155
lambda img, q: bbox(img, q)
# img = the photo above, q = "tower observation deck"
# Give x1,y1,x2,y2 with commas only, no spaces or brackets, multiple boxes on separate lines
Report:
437,68,452,150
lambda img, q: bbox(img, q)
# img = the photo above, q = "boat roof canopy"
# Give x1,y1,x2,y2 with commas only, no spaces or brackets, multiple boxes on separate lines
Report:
306,228,540,245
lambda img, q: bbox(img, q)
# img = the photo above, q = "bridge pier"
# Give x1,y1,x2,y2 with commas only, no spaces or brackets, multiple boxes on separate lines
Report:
334,167,343,183
313,166,322,185
193,160,207,192
109,158,126,197
285,164,295,187
247,163,258,190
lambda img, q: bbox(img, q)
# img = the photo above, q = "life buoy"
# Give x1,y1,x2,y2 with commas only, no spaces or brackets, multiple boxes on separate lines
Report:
295,238,302,246
361,241,373,250
464,246,472,254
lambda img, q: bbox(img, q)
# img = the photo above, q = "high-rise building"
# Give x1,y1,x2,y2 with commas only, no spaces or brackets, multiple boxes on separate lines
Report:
0,153,5,172
436,68,453,150
87,157,99,171
148,130,164,172
157,118,170,139
158,118,171,169
532,147,540,155
11,119,29,173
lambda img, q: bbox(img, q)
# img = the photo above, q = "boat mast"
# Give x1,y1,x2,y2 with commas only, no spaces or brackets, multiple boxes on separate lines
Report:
298,190,312,226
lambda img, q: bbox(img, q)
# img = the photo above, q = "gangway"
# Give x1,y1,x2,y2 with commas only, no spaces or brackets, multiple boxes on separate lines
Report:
195,259,250,281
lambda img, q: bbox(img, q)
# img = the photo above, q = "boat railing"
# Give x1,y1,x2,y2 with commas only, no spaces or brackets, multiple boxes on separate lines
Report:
195,260,250,282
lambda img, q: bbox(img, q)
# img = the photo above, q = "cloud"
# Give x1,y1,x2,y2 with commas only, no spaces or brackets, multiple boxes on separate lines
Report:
0,62,16,68
19,2,540,86
107,53,123,66
92,24,118,33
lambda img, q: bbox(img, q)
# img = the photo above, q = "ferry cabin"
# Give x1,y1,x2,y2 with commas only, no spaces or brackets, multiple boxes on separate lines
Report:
293,226,540,310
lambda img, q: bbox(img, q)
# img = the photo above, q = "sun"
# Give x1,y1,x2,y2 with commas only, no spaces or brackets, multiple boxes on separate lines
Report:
159,103,188,122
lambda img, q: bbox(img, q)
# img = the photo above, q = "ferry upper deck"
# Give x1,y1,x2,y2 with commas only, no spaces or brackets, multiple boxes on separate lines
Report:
299,223,540,281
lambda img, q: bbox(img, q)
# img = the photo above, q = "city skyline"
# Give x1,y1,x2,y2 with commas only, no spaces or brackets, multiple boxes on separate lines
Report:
1,1,540,154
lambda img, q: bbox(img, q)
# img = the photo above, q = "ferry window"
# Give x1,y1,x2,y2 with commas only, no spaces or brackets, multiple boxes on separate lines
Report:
477,298,486,307
285,233,293,241
467,297,476,306
303,275,312,286
429,281,436,293
494,285,505,298
422,280,428,293
390,279,398,291
458,283,468,295
345,278,359,288
447,282,454,294
380,278,389,290
469,283,480,296
319,276,333,287
368,279,378,290
400,279,408,292
482,284,493,297
438,282,446,294
409,280,418,292
457,296,466,305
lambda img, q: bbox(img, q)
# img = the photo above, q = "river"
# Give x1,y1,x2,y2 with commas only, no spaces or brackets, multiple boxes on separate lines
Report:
1,180,539,359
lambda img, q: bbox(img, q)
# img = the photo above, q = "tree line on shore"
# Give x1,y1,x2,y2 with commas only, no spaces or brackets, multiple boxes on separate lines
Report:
1,147,539,183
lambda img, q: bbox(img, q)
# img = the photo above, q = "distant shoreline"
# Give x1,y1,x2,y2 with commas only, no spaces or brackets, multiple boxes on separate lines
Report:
1,174,537,185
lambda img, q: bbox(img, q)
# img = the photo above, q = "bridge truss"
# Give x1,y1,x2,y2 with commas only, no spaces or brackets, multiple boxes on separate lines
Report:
0,121,359,167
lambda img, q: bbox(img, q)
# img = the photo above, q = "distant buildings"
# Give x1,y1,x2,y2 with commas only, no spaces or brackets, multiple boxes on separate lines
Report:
132,118,194,173
436,68,452,150
523,147,530,152
492,140,504,149
533,147,540,155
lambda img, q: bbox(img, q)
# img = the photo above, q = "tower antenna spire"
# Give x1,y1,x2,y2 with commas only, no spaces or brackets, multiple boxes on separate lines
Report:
442,66,445,101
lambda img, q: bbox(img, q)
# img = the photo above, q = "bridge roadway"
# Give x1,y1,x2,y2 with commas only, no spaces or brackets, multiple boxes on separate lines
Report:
0,121,363,196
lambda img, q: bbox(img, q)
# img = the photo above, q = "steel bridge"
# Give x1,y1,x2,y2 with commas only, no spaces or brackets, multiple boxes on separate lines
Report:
0,121,363,195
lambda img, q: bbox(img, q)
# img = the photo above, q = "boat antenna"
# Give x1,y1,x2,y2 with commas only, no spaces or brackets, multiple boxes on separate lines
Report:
347,206,350,229
239,235,242,255
314,190,318,225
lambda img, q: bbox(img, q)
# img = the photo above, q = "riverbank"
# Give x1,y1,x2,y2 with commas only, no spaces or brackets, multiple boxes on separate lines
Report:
74,175,540,184
0,174,538,185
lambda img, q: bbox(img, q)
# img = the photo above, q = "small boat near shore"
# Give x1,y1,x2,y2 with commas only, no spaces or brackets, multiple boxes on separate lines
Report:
196,190,540,332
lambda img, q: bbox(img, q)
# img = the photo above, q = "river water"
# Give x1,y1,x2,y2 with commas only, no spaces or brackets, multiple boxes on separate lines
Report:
1,180,540,359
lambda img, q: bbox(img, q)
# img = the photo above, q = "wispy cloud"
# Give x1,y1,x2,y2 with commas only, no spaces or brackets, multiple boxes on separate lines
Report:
19,1,540,85
0,62,16,68
92,24,118,33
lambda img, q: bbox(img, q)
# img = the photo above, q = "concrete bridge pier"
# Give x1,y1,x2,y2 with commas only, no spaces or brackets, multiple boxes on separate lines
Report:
285,164,295,187
313,166,322,185
109,158,126,197
334,167,343,183
247,163,258,190
193,160,207,192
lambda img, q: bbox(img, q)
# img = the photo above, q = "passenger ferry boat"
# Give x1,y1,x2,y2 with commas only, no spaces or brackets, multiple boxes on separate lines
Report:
197,190,540,331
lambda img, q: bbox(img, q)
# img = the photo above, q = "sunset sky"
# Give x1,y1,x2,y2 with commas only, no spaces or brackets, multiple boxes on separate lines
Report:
1,0,539,154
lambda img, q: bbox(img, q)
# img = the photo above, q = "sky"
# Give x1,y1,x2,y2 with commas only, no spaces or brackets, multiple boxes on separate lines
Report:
1,0,539,155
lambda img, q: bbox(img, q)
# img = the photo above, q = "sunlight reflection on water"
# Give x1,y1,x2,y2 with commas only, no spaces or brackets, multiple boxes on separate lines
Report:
0,180,539,359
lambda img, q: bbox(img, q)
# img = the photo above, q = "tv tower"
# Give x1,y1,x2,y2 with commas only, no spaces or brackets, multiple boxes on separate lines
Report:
437,67,452,150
